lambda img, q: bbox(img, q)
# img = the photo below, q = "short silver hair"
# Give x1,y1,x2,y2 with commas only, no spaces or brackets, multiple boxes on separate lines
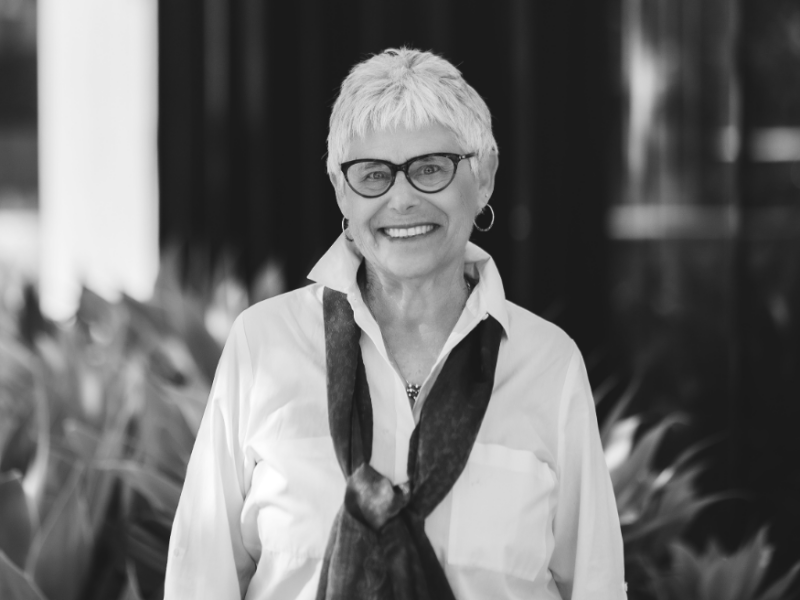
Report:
326,47,498,183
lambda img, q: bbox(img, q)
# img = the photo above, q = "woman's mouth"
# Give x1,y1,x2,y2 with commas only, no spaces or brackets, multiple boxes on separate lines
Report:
382,224,437,239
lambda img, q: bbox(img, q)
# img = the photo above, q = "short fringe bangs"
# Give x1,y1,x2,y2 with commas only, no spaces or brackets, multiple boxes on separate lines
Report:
326,49,497,179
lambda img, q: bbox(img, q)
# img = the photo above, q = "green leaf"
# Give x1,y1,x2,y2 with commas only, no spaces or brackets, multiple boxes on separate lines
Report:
22,374,51,527
119,562,145,600
0,549,47,600
126,523,168,574
135,378,195,481
592,375,618,407
668,433,724,476
102,461,182,517
0,410,36,485
0,470,33,569
604,416,640,476
122,293,221,386
611,414,684,495
162,382,207,437
26,467,93,600
624,494,725,546
663,542,703,599
758,560,800,600
62,420,99,463
600,376,641,447
84,396,136,536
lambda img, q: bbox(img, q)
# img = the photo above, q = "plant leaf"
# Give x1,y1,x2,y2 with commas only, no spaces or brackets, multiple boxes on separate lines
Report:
611,414,684,495
605,416,640,474
0,470,33,569
663,542,703,600
758,560,800,600
126,523,168,574
593,375,618,407
26,467,93,600
62,419,99,463
162,382,207,437
0,549,47,600
624,494,726,545
123,293,221,386
600,376,641,447
85,392,136,536
22,373,50,527
698,529,769,600
135,378,195,481
102,461,182,517
668,433,724,475
120,562,145,600
0,406,36,477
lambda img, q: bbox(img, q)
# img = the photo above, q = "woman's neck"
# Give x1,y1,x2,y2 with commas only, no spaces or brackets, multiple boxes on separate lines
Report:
360,261,470,341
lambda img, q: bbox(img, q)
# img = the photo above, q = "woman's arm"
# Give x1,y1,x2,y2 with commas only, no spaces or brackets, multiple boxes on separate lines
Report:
549,345,627,600
164,316,257,599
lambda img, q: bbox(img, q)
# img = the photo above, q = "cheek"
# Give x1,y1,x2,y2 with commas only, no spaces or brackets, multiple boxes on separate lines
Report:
456,191,480,229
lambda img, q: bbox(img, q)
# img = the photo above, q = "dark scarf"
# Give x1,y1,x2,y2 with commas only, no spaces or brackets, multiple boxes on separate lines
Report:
316,287,503,600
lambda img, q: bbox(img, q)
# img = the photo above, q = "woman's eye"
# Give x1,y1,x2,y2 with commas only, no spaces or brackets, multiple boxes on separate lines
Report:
364,170,389,181
413,163,442,176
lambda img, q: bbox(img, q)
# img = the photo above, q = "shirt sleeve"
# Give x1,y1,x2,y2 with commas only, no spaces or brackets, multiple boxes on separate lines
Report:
549,345,627,600
164,315,257,599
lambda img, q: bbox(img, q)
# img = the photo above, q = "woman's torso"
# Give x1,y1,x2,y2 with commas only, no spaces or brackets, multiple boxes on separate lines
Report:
235,282,572,600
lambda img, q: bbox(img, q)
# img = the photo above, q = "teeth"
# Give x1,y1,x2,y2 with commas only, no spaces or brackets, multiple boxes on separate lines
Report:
385,225,435,238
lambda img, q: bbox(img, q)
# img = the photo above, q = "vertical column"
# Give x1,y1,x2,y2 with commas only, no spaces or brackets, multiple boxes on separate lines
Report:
610,0,739,541
38,0,159,319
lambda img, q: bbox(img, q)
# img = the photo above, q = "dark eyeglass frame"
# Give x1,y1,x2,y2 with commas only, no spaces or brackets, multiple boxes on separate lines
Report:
340,152,476,198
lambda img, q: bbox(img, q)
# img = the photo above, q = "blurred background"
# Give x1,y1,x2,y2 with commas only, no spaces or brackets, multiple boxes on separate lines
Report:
1,0,799,599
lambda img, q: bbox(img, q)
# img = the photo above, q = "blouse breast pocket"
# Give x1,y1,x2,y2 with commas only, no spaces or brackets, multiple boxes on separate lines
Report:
447,443,556,580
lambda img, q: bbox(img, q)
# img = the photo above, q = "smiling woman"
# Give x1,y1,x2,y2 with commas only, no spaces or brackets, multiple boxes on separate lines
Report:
337,123,494,290
164,48,626,600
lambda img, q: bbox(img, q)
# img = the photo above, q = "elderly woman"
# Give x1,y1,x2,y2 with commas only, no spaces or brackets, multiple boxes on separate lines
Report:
164,48,626,600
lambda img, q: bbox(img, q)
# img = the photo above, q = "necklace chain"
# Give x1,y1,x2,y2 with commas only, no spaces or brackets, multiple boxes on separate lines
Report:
366,274,474,405
403,277,473,406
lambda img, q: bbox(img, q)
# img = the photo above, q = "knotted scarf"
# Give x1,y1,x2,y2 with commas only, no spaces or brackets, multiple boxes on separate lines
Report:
316,287,503,600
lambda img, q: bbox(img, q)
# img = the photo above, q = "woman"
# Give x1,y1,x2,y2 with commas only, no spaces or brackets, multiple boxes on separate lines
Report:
165,48,626,600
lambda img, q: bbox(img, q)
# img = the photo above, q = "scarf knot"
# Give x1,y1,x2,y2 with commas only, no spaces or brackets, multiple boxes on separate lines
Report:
345,464,411,531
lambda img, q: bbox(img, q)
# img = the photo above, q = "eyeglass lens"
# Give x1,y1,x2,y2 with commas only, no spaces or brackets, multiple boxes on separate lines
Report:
347,155,457,196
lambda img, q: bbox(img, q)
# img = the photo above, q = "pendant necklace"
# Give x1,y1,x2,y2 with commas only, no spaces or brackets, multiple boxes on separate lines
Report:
401,276,473,407
405,382,422,404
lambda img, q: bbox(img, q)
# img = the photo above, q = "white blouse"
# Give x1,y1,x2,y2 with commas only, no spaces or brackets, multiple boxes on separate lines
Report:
164,235,627,600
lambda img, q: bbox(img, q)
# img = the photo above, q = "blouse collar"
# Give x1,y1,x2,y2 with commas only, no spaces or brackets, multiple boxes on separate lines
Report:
307,234,510,335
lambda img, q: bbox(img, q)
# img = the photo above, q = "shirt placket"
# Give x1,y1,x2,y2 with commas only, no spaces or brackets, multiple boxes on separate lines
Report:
347,288,489,484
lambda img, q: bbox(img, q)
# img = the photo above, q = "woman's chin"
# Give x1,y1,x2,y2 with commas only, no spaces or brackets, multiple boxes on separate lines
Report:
368,251,458,283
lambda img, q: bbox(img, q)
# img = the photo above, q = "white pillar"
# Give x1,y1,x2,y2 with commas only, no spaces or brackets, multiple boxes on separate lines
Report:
38,0,159,320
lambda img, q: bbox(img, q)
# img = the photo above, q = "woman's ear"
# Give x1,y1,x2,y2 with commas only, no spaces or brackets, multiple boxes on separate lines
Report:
476,151,499,209
330,172,347,214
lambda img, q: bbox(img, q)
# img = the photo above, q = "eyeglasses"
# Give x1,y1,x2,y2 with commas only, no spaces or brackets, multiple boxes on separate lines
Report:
340,152,475,198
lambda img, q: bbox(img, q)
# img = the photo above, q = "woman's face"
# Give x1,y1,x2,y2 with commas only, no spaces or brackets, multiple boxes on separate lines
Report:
335,123,496,284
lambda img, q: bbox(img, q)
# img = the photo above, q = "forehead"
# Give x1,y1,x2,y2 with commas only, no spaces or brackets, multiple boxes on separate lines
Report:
344,123,462,163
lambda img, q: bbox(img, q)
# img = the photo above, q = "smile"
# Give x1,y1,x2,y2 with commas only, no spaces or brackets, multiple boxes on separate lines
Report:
382,225,437,239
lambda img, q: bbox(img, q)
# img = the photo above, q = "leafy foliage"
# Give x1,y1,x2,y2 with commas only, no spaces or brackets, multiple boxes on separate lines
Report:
0,257,251,600
597,378,800,599
658,529,800,600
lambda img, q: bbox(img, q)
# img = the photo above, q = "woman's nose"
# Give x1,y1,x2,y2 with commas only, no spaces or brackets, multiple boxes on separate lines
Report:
386,172,421,211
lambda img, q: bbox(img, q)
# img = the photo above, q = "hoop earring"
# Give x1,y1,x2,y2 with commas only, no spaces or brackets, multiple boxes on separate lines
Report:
473,204,495,232
342,217,353,242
